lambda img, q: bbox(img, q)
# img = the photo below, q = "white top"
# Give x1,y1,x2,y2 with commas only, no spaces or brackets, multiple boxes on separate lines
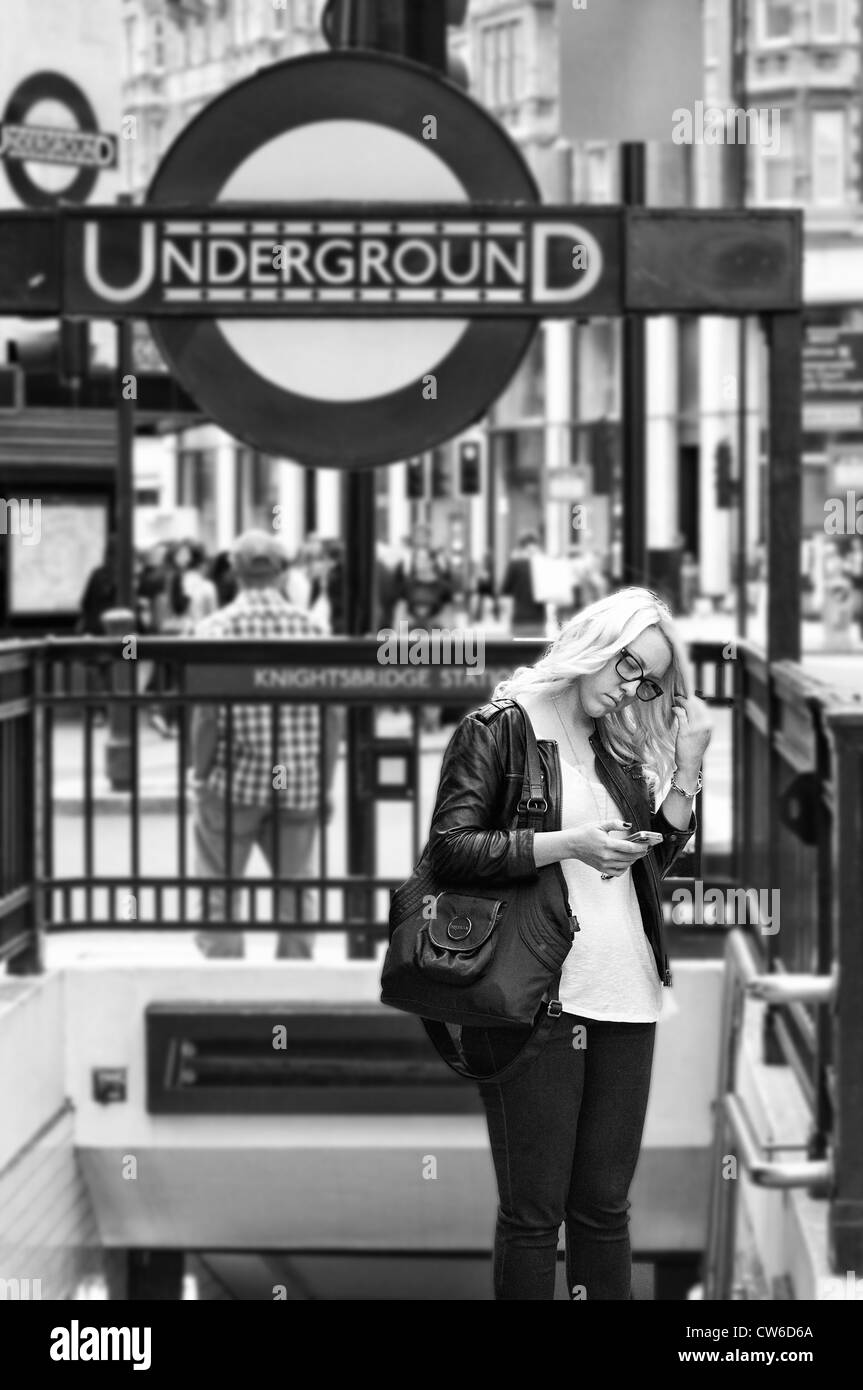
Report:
556,754,663,1022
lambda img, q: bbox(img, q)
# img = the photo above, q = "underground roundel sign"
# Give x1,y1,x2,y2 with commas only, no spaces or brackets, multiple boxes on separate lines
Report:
0,72,117,208
142,53,603,470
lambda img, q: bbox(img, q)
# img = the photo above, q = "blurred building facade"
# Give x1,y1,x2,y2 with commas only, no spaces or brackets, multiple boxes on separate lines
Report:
120,0,334,560
455,0,863,610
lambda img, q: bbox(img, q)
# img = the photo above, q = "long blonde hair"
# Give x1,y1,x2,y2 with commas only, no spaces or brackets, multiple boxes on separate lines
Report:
493,587,696,808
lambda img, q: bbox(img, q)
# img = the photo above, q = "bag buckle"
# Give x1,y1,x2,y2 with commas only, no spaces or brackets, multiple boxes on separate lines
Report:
518,796,548,814
547,999,563,1017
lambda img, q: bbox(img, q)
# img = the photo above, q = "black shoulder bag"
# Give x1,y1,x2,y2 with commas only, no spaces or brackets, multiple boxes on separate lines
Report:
380,701,577,1084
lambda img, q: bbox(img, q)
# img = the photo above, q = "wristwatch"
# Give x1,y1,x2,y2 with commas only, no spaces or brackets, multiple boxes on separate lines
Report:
670,767,703,798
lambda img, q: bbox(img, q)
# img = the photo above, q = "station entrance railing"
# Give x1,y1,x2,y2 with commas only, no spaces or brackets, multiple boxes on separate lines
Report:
1,632,861,1271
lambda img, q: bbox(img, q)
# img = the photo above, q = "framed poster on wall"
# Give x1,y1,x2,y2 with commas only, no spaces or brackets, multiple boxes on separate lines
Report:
8,497,109,616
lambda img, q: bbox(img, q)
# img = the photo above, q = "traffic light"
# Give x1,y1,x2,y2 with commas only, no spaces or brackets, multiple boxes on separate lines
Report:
431,449,452,498
458,440,482,494
406,456,425,499
715,440,735,509
593,420,616,496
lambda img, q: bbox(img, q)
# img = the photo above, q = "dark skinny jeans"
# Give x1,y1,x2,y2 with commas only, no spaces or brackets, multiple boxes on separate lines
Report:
461,1010,656,1301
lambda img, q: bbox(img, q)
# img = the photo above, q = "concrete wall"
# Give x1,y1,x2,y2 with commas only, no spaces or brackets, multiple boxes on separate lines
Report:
0,976,120,1300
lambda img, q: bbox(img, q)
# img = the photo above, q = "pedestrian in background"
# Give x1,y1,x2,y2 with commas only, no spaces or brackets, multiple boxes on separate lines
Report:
393,523,453,731
190,529,342,959
284,533,329,624
470,550,499,625
499,531,547,637
323,537,346,635
78,536,117,636
77,535,118,723
148,540,195,735
170,540,217,630
210,550,239,608
136,541,174,737
374,540,401,632
393,523,453,630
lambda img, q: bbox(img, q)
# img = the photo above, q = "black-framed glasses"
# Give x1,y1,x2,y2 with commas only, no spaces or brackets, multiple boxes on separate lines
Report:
615,649,664,702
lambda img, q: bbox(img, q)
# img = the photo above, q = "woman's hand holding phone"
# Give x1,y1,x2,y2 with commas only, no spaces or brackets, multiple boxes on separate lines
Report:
564,819,653,877
623,830,664,846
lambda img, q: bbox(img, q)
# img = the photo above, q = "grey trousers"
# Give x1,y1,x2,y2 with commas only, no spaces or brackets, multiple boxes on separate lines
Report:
193,790,318,958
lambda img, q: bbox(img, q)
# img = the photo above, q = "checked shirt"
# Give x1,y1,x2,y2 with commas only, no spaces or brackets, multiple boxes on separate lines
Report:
194,587,327,810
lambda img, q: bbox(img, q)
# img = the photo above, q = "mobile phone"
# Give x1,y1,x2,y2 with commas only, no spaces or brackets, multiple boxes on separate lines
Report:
626,830,664,846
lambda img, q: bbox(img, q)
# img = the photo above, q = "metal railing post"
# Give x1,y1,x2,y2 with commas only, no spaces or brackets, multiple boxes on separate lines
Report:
827,710,863,1273
101,609,136,793
1,642,43,974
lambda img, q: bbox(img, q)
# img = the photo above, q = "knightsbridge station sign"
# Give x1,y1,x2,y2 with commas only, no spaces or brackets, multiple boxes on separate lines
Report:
67,206,612,316
0,123,114,169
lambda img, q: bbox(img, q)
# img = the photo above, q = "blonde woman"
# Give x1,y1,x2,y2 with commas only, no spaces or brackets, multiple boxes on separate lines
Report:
425,587,713,1300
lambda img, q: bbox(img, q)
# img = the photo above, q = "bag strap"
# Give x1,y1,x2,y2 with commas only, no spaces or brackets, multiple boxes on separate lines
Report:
497,699,547,833
420,993,562,1085
421,700,559,1085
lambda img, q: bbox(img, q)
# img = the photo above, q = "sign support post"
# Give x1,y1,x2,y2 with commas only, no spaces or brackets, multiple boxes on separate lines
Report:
733,0,750,642
621,142,647,589
343,468,377,959
115,316,135,612
326,0,452,959
102,316,136,792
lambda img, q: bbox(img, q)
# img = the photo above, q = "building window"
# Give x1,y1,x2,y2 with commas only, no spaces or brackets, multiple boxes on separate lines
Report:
491,328,545,424
479,20,525,108
178,448,217,553
756,109,794,201
703,0,718,63
760,0,794,41
124,16,139,77
236,448,280,531
246,0,261,41
152,18,166,69
813,0,843,40
148,111,166,164
811,110,845,204
586,145,613,203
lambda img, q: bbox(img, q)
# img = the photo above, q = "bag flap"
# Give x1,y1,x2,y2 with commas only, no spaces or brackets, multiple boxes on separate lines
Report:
427,892,506,953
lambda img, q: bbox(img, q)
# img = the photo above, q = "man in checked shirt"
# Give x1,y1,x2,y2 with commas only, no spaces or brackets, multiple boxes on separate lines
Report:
190,529,342,958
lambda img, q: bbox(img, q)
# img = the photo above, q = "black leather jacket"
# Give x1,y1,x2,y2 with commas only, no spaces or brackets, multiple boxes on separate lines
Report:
426,698,697,988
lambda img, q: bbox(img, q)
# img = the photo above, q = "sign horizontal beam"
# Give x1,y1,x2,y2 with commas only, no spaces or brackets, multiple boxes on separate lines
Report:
0,214,62,314
626,209,802,313
0,204,802,318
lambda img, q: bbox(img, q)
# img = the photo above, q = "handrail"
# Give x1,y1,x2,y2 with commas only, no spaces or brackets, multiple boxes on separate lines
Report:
723,1095,831,1191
